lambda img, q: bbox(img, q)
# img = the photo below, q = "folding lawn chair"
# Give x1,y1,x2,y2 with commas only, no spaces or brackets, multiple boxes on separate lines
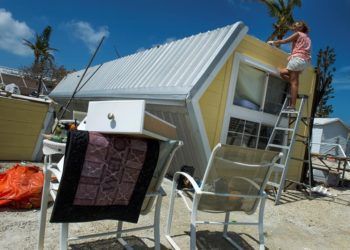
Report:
38,137,182,250
165,143,282,250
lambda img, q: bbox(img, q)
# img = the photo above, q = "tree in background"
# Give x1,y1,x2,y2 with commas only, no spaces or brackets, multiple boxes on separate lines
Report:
51,65,70,83
313,47,336,118
23,26,57,96
300,46,336,185
21,64,70,96
259,0,302,44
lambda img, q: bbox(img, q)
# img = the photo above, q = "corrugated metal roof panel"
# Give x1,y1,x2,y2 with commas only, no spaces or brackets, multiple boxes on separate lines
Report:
314,118,349,129
50,22,247,100
314,118,338,125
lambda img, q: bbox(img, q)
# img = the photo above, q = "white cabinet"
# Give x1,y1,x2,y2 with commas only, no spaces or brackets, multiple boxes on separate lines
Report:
85,100,177,140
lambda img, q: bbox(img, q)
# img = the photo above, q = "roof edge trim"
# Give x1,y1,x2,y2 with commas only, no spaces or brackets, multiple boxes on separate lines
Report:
187,22,248,100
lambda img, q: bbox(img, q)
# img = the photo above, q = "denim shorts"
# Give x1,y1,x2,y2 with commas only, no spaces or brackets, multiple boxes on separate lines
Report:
287,57,309,72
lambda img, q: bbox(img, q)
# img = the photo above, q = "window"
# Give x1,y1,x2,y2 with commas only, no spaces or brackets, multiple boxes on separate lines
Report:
226,118,285,149
233,63,265,111
233,62,288,114
222,54,288,150
226,118,259,148
264,75,288,114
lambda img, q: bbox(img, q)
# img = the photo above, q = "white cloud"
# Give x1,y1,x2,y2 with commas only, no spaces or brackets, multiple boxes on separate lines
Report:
0,9,34,56
66,21,109,53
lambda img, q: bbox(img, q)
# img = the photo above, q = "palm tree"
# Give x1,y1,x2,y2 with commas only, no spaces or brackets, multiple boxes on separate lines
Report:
260,0,302,42
23,26,57,96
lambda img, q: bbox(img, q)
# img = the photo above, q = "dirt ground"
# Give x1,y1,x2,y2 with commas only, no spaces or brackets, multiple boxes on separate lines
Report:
0,160,350,250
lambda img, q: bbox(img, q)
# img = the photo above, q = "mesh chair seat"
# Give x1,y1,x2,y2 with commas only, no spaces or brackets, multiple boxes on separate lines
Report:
199,145,279,214
166,143,282,250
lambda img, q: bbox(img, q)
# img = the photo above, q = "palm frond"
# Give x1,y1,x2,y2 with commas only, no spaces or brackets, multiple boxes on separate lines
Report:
22,25,57,85
260,0,301,40
288,0,302,9
47,46,58,52
22,39,35,50
41,26,52,45
278,0,286,10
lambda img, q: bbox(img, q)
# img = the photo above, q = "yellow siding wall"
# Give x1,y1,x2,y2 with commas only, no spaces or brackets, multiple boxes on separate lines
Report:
199,35,316,181
0,97,49,160
199,54,234,148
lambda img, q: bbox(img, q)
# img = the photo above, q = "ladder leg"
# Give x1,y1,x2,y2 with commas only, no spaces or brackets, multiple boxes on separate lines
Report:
275,175,286,205
307,138,313,196
266,96,310,205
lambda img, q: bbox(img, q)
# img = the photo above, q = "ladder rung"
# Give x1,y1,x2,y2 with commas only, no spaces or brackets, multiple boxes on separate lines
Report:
281,110,299,114
274,163,285,169
285,179,310,187
272,167,284,173
275,127,293,132
267,144,290,150
267,181,281,188
286,94,308,99
291,157,310,163
296,134,308,138
297,94,308,99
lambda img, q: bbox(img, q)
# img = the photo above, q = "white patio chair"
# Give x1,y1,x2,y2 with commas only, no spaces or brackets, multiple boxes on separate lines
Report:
38,138,183,250
165,143,282,250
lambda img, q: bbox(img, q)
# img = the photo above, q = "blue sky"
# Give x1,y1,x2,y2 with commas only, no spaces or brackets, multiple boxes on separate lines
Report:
1,0,349,124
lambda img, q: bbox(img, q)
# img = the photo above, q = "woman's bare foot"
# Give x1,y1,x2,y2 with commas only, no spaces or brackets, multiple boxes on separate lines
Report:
278,67,290,81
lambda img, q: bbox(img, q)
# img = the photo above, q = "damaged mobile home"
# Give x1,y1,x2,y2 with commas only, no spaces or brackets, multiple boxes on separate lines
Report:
50,21,316,180
0,94,54,161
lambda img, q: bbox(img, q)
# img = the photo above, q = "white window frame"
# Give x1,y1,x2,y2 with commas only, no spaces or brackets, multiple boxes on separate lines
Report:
220,52,287,145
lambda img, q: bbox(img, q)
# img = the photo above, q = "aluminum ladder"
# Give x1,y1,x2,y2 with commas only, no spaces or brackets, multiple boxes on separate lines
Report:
266,94,312,205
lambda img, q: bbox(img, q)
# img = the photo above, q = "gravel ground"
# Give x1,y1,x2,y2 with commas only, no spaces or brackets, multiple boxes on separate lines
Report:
0,160,349,250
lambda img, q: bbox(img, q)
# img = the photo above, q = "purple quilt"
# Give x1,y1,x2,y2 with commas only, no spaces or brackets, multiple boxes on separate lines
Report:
50,131,159,223
74,132,147,206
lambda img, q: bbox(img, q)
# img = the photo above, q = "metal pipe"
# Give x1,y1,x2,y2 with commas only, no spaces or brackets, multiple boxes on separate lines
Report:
76,63,104,93
56,36,105,125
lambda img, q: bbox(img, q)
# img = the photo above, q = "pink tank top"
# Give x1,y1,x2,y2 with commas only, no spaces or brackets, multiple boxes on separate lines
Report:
290,32,311,61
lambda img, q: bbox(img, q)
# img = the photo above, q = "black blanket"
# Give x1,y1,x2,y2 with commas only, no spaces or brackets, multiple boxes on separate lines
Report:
50,130,159,223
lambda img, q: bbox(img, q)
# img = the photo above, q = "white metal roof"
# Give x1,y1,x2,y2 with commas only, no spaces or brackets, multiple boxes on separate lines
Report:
314,118,349,130
50,22,247,101
0,66,24,76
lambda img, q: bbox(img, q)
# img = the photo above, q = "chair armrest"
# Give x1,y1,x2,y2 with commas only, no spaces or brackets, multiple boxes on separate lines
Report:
216,156,275,168
173,171,201,193
200,190,263,199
